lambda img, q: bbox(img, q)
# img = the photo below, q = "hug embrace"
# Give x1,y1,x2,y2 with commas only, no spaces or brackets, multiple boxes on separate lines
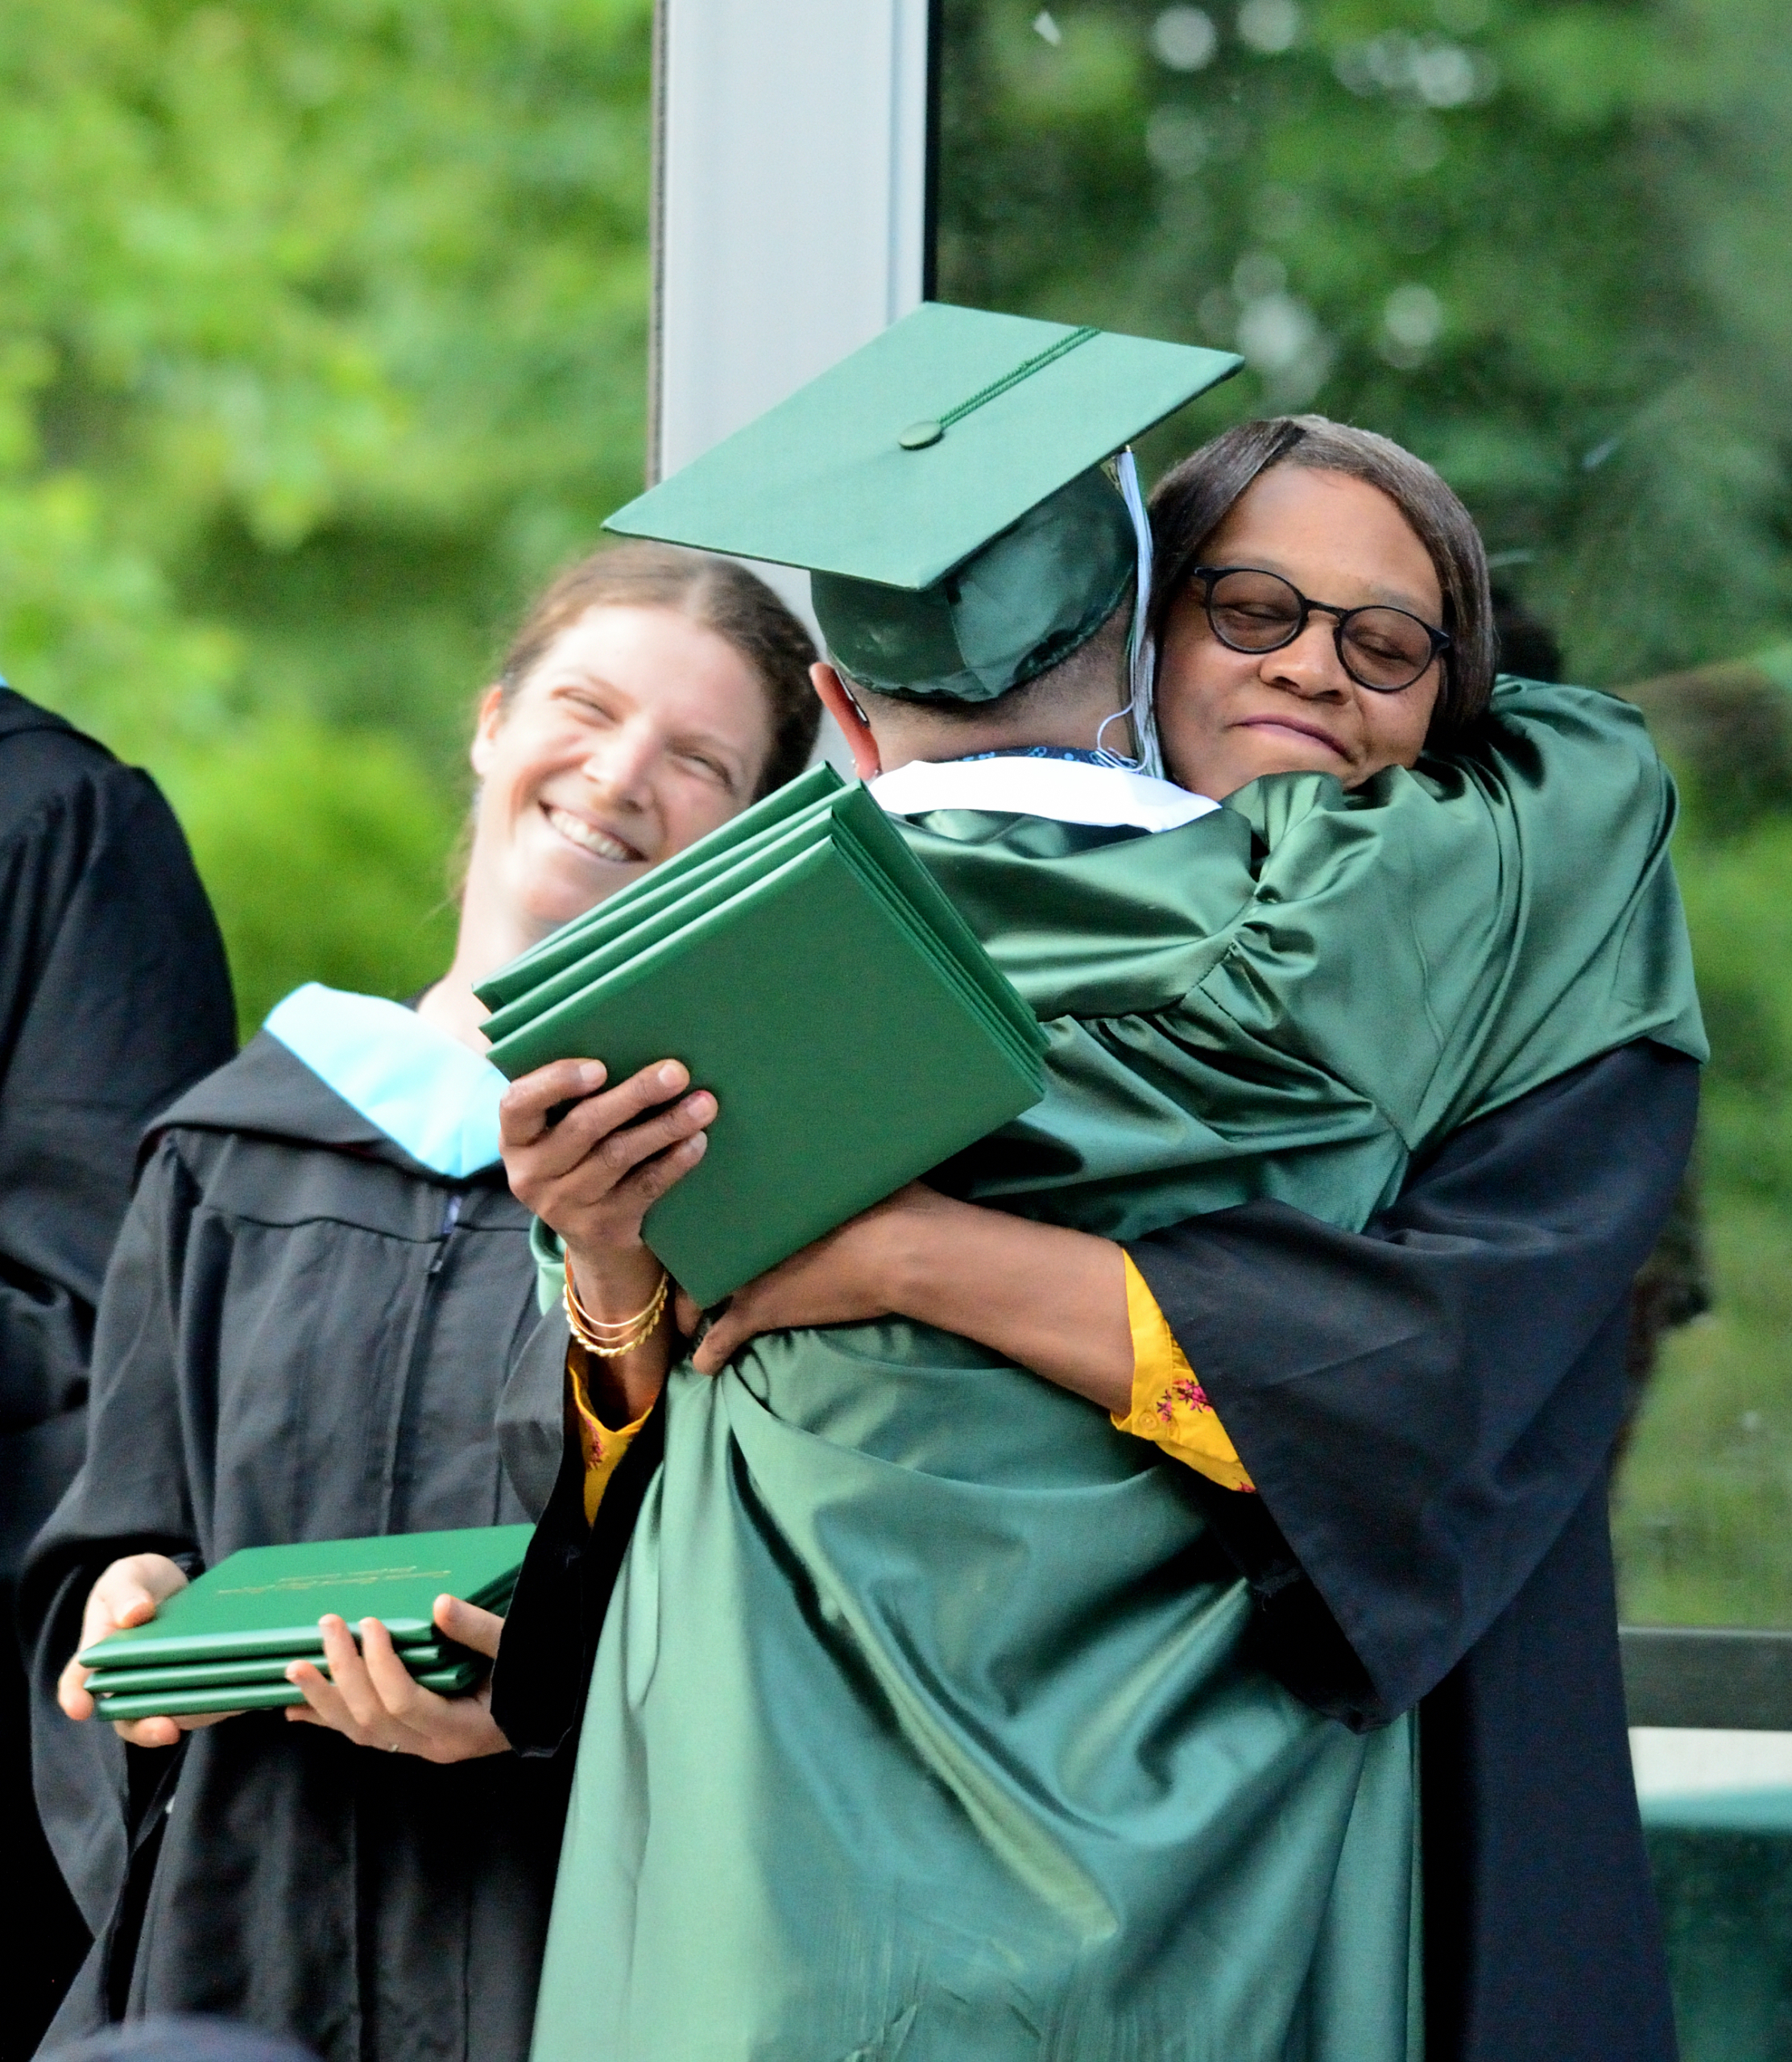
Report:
30,305,1701,2062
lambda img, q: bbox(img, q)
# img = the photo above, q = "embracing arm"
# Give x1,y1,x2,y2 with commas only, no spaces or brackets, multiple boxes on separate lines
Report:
693,1042,1697,1729
689,1193,1248,1493
694,1186,1135,1406
691,1191,1252,1474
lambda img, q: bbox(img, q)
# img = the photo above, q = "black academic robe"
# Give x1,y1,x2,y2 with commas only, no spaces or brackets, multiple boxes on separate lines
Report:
0,688,235,2059
1126,1037,1699,2062
20,1033,569,2062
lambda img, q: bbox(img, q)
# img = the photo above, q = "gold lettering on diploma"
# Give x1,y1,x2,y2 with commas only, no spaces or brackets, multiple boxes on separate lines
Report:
215,1566,453,1596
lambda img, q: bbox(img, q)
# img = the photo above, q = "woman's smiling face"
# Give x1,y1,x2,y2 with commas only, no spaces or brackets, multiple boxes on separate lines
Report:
469,602,773,937
1156,466,1445,800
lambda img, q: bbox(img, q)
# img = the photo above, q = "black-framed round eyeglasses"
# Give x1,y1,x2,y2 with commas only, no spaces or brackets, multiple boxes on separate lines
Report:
1190,565,1451,693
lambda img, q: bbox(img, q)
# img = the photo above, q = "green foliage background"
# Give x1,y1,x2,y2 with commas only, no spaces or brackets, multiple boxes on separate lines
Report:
6,0,1790,1623
0,0,653,1028
939,0,1792,1625
942,0,1792,687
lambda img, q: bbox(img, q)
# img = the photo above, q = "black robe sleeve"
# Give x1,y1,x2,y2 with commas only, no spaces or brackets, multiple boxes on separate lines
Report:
1130,1042,1699,2062
20,1140,209,1938
1124,1038,1699,1729
490,1311,667,1759
0,706,235,1577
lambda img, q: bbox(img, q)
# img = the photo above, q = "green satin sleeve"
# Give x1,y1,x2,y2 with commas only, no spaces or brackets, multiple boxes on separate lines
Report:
1219,675,1705,1145
911,677,1703,1239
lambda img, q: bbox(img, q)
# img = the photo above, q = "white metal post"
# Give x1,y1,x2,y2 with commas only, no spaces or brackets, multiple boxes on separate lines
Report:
650,0,933,767
651,0,933,491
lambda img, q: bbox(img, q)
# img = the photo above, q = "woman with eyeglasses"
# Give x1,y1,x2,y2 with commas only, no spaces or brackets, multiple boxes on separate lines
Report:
1149,415,1479,795
661,418,1698,2062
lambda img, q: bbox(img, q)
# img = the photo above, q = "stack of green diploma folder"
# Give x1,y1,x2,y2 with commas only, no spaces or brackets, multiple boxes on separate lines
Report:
77,1524,534,1720
476,764,1049,1308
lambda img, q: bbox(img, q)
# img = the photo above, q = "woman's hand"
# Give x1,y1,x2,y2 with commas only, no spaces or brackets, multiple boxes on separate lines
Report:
283,1595,510,1763
58,1553,243,1747
686,1183,951,1372
499,1055,713,1308
501,1054,712,1421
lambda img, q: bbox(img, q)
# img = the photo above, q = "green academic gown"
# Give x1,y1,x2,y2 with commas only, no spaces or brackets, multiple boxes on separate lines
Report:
526,681,1703,2062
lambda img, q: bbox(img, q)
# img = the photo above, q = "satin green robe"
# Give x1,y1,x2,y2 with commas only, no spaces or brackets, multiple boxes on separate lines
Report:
529,681,1703,2062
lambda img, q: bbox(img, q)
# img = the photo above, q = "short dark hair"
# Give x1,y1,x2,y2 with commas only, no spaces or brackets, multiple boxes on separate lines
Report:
1148,416,1496,745
842,593,1131,727
495,542,821,798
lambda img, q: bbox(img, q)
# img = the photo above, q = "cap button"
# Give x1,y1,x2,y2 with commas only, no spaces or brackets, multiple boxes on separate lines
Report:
898,420,944,450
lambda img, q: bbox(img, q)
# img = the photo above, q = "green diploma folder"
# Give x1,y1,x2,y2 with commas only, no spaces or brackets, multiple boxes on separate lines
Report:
474,768,1048,1307
77,1525,532,1719
90,1663,483,1722
477,763,844,1012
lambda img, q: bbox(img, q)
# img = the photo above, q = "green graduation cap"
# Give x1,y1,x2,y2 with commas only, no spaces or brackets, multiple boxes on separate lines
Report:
605,302,1241,702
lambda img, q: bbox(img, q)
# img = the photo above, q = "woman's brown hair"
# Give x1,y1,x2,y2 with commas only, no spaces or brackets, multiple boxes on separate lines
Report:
494,541,821,797
1148,416,1496,745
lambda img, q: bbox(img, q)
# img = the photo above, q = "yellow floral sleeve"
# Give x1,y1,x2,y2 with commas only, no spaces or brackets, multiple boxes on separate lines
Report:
1112,1255,1256,1493
567,1344,653,1525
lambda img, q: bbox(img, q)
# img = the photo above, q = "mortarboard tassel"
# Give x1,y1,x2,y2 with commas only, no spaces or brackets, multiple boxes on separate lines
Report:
1096,449,1164,779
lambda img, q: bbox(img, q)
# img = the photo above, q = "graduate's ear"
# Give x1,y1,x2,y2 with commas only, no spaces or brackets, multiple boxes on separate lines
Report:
811,663,882,780
470,685,507,778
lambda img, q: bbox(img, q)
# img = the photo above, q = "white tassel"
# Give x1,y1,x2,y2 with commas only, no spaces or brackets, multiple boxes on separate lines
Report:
1095,448,1163,778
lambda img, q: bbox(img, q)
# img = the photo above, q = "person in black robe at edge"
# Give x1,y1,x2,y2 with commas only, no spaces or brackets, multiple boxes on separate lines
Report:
0,685,236,2060
20,544,821,2062
495,422,1699,2062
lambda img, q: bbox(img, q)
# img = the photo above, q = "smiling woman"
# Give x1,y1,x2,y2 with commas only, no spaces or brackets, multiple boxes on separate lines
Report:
1148,413,1496,799
22,543,817,2060
418,545,819,1050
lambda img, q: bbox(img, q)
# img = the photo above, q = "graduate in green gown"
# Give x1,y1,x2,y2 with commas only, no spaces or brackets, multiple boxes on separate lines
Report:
498,306,1703,2062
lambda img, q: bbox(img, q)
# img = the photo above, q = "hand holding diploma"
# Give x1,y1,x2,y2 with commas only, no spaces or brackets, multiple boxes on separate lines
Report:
284,1595,509,1762
63,1526,531,1760
61,1563,511,1759
499,1054,717,1423
60,1554,244,1747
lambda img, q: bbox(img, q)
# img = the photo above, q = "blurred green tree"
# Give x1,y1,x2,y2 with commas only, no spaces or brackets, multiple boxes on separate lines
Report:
0,0,652,1029
940,0,1792,688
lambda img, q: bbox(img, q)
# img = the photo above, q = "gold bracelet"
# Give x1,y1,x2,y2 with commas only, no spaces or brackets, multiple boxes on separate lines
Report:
567,1273,668,1343
563,1255,669,1358
565,1270,667,1356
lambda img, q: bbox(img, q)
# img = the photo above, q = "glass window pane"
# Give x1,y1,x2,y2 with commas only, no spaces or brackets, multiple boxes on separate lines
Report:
937,0,1792,1633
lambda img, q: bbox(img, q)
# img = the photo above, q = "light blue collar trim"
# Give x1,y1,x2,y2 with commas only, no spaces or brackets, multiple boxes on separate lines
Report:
263,983,505,1178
